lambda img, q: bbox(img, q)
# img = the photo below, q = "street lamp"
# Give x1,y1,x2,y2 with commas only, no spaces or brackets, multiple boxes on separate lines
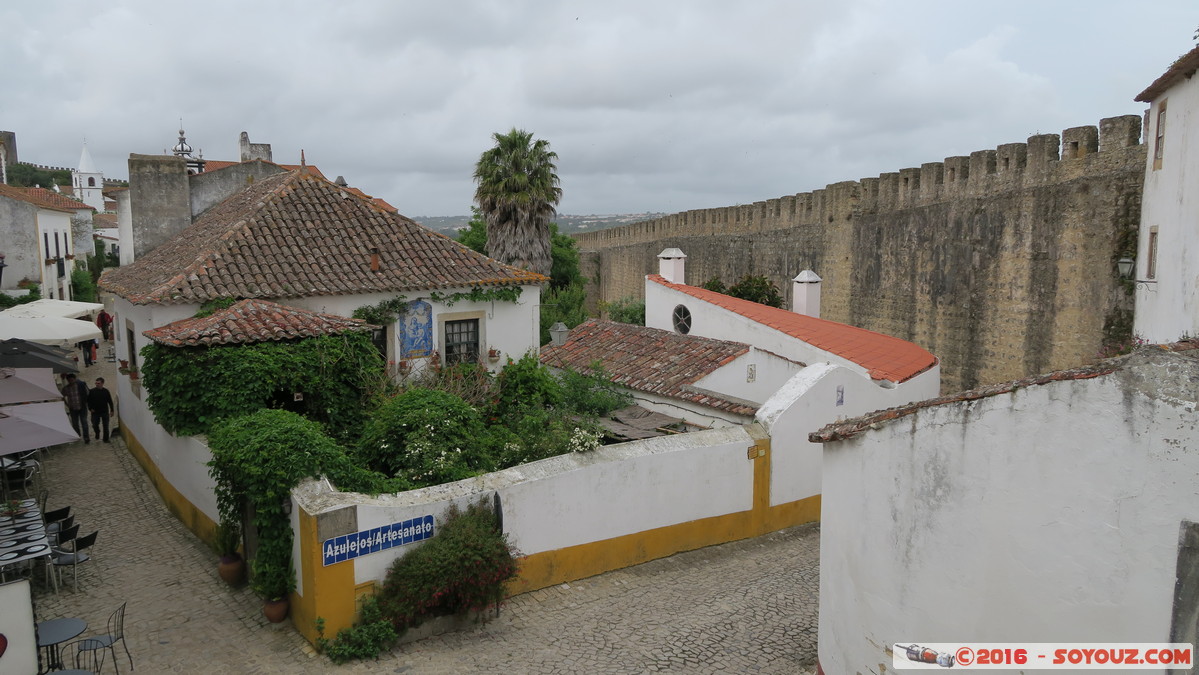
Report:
1116,256,1157,289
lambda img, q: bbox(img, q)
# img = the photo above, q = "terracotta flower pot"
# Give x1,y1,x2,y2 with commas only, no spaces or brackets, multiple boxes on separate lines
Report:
263,597,289,623
217,554,245,585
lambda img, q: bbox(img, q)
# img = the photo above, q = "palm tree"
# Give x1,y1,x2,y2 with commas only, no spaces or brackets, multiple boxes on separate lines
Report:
473,128,562,276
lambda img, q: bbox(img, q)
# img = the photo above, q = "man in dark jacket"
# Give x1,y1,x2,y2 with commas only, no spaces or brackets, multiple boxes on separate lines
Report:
87,377,115,442
61,373,90,443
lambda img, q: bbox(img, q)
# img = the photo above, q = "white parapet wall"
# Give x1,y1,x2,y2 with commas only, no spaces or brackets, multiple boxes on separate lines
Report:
290,422,822,643
815,349,1199,675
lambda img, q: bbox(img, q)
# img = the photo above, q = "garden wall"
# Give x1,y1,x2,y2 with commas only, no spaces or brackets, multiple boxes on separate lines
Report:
289,419,820,644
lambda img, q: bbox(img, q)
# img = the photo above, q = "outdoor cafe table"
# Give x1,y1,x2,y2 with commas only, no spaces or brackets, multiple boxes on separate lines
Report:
36,616,87,672
0,499,51,581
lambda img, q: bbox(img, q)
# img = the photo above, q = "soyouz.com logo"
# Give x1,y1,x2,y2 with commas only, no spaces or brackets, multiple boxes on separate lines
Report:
893,643,1193,669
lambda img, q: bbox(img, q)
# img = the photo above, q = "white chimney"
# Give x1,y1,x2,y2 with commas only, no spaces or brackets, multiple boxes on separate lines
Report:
657,248,687,284
792,270,821,318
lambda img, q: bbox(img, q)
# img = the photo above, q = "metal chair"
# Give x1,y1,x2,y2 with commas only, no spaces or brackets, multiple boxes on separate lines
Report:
52,529,97,592
54,520,79,548
64,636,107,673
77,602,133,673
45,506,72,536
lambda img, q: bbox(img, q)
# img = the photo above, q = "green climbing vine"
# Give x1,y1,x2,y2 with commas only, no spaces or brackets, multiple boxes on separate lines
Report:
139,332,387,442
427,286,523,307
351,295,409,326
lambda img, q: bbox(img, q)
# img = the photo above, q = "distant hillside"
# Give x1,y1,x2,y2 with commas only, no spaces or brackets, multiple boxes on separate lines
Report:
413,213,668,238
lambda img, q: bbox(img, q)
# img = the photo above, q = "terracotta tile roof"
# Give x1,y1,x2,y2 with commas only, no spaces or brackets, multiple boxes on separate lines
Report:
93,213,117,227
202,159,328,180
0,185,94,213
648,275,937,383
99,170,547,305
1137,44,1199,102
811,340,1199,444
540,318,758,416
143,298,377,347
343,187,398,213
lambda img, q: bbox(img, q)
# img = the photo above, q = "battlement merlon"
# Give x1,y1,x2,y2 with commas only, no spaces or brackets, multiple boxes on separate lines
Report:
574,115,1145,250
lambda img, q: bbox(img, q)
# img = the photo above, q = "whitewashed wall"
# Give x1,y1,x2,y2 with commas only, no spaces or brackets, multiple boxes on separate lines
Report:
1136,71,1199,343
295,426,757,587
818,351,1199,675
112,298,219,520
293,284,542,373
36,210,75,300
757,362,937,507
695,348,803,405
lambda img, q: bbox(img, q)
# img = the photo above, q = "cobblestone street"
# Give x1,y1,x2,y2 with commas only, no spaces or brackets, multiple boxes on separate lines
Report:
29,359,820,674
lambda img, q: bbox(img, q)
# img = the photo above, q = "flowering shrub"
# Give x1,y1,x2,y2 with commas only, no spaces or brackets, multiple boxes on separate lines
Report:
355,388,491,483
568,426,602,453
376,500,518,630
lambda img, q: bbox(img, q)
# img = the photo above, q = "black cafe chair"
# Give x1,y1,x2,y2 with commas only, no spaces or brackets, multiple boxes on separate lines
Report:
78,602,133,673
52,530,98,592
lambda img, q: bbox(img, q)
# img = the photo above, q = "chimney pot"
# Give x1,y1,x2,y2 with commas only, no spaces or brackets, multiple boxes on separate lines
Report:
792,270,822,318
657,248,687,284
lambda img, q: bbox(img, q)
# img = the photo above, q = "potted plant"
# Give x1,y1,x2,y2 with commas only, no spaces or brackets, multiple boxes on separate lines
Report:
215,522,245,585
253,559,296,623
487,347,501,363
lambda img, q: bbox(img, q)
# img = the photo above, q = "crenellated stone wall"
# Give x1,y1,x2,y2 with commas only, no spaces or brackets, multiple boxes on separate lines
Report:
576,115,1144,393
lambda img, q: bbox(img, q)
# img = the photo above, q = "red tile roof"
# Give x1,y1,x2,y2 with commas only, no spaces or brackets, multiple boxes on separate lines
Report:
143,298,376,347
540,318,759,416
648,275,937,383
1137,44,1199,102
0,185,94,213
99,170,547,305
93,213,117,227
202,159,328,180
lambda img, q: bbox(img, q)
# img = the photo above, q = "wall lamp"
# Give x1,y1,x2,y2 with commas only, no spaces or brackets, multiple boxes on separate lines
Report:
1116,257,1157,289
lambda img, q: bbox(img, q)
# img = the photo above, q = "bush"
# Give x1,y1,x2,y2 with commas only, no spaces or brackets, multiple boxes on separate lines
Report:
558,363,632,416
357,388,491,483
727,274,783,308
317,597,399,664
493,353,562,418
70,267,96,302
377,500,518,630
603,296,645,326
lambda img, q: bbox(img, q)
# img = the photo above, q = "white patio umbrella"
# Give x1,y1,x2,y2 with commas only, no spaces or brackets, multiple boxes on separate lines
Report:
0,368,63,405
0,315,102,349
0,299,103,319
0,400,79,456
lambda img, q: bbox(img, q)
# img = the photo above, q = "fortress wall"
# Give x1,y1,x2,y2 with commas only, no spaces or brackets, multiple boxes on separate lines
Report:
576,116,1144,392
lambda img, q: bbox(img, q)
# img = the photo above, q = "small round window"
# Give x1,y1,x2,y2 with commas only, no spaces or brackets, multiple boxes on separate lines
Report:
672,304,692,334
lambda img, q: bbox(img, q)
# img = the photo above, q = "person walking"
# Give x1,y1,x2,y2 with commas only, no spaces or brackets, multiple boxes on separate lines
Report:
96,309,113,341
88,377,115,442
61,373,90,444
77,338,95,367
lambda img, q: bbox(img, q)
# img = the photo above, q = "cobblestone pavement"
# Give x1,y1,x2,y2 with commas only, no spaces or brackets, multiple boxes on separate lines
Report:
29,356,820,674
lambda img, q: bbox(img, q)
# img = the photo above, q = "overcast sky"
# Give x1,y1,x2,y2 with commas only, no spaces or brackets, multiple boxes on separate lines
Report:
3,1,1195,218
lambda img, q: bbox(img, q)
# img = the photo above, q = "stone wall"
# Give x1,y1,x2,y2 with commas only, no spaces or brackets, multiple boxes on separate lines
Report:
576,116,1144,392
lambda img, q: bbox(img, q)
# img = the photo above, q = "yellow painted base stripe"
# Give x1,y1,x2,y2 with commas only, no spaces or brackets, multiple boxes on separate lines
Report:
122,427,218,544
511,493,820,595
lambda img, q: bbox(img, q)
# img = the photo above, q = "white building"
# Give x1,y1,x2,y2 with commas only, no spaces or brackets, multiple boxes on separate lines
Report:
71,142,105,212
1133,44,1199,343
99,168,546,528
811,345,1199,674
0,184,91,299
544,248,941,518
